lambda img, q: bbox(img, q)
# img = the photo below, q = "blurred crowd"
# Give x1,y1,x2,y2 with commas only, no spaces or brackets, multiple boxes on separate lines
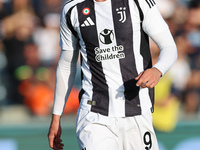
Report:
0,0,200,123
151,0,200,131
0,0,80,116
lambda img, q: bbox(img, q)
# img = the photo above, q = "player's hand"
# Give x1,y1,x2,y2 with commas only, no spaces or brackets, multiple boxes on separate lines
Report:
135,67,162,88
48,115,64,150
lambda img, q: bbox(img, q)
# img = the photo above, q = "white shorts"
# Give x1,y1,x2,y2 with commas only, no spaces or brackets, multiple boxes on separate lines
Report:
76,109,159,150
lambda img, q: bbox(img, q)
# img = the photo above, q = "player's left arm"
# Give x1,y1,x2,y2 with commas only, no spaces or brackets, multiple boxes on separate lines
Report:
136,29,177,88
135,0,177,88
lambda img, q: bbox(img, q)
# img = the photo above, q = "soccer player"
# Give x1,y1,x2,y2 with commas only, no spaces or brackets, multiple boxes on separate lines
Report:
48,0,177,149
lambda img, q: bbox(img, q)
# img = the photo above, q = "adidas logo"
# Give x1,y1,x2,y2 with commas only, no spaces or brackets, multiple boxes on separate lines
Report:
81,17,95,27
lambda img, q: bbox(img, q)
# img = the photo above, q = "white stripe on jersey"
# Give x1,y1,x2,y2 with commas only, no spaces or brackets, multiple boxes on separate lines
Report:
95,1,125,117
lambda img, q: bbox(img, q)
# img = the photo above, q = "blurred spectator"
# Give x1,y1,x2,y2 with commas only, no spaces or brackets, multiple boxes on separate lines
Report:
183,0,200,117
150,37,180,132
0,40,7,104
33,0,63,22
33,13,60,66
151,0,200,127
1,0,36,104
153,74,180,132
16,41,79,116
0,0,79,115
169,33,192,100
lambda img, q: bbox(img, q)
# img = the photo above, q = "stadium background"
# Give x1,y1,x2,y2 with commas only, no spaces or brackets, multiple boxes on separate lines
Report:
0,0,200,149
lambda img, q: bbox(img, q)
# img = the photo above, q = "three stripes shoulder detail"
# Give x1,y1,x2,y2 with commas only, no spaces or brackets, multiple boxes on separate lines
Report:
145,0,156,8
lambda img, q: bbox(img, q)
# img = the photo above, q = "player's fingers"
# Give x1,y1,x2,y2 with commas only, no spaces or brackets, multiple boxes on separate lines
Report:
48,132,54,147
149,81,158,88
53,139,64,150
54,138,64,145
144,79,154,88
135,71,144,80
136,75,150,87
48,134,63,150
136,70,153,87
53,145,63,150
137,79,146,87
55,139,64,146
48,127,55,148
53,144,63,150
139,74,153,88
144,80,157,88
48,137,54,149
140,81,148,88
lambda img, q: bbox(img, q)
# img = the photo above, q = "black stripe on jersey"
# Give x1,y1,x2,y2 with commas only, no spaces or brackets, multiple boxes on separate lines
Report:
135,0,155,107
77,0,109,116
111,0,141,116
79,89,85,102
134,0,144,22
78,55,84,103
149,87,154,112
66,6,79,39
145,0,156,8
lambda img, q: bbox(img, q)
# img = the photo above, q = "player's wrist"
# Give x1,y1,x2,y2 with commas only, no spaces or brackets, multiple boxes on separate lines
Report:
51,114,61,125
152,67,162,77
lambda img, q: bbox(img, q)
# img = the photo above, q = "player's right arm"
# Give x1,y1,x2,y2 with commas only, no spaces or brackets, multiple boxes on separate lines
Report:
48,2,79,150
48,49,79,150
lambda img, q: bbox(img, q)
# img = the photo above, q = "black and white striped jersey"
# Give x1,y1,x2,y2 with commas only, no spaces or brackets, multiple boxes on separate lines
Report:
60,0,168,117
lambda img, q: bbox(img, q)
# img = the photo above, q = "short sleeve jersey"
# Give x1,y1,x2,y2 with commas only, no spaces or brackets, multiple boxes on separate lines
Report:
60,0,168,117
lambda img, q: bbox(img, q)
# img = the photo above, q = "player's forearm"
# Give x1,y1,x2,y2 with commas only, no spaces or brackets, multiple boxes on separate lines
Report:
51,114,61,125
153,45,177,75
52,62,76,115
151,29,177,75
52,50,78,116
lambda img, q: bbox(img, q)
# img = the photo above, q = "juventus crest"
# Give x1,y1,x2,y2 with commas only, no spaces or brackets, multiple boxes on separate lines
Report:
116,7,126,23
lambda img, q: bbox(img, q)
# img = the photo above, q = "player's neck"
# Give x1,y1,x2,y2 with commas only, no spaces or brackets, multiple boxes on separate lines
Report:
95,0,107,2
